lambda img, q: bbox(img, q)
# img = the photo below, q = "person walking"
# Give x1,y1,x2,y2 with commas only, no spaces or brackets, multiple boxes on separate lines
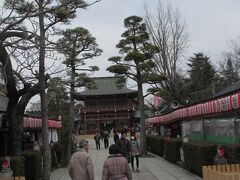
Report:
100,130,104,142
68,139,94,180
102,144,132,180
113,131,119,144
117,132,130,163
94,132,101,150
103,131,109,149
130,132,140,172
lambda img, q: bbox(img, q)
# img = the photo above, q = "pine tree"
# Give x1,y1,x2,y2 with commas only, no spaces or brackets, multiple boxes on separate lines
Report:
187,53,215,103
107,16,164,155
57,27,102,162
1,1,100,178
221,57,239,86
47,77,69,118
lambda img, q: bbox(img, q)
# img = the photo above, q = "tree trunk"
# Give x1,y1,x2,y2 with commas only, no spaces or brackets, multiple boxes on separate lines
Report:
1,41,40,156
0,45,20,155
16,90,40,154
7,97,20,155
67,87,74,162
7,94,37,155
137,81,147,156
0,46,17,95
67,63,76,162
39,0,51,179
15,109,24,155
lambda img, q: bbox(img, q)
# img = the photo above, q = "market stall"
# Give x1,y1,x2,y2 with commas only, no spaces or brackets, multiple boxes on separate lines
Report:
148,92,240,144
23,116,62,150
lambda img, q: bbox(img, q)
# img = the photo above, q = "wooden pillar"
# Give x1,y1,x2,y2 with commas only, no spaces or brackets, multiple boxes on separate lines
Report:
84,112,87,133
97,96,99,109
126,109,131,128
114,110,117,130
97,111,100,130
114,95,116,108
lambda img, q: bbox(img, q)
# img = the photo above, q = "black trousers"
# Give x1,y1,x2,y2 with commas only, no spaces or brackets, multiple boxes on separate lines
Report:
131,155,139,169
95,141,100,149
104,139,109,149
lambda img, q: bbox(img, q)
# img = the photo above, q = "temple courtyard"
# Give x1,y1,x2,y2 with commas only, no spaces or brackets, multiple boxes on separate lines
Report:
51,137,202,180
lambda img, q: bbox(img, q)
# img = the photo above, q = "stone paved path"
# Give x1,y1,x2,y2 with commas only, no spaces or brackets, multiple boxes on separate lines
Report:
51,137,202,180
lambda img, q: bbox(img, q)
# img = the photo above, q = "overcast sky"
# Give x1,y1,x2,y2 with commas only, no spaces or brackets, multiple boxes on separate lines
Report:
67,0,240,78
4,0,237,106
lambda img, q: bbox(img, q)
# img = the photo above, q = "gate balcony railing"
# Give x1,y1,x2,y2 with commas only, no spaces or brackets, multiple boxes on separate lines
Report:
82,105,135,112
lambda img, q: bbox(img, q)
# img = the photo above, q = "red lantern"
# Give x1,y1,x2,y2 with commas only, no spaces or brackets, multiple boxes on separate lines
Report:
231,93,240,110
213,100,218,113
217,99,222,112
203,102,208,115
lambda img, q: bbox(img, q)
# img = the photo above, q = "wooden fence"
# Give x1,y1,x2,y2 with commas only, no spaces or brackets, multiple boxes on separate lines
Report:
203,164,240,180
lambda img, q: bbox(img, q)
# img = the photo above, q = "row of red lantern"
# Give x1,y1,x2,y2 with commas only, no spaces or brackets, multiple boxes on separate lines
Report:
24,117,62,129
148,92,240,124
48,120,62,128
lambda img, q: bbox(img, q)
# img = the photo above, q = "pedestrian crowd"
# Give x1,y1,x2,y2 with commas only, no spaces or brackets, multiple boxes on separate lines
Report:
68,130,140,180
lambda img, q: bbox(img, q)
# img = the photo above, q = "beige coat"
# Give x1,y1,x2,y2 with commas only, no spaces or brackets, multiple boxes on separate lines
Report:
68,148,94,180
102,154,132,180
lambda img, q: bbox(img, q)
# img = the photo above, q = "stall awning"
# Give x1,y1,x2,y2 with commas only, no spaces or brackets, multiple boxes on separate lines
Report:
23,117,62,129
148,91,240,125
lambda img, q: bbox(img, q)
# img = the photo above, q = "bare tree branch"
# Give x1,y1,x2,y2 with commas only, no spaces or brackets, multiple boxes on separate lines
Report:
145,0,188,101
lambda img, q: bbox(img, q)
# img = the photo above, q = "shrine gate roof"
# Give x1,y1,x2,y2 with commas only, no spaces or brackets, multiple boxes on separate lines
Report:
79,76,137,96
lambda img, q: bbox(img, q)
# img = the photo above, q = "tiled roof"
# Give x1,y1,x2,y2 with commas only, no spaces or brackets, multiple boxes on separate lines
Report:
213,80,240,98
80,76,137,96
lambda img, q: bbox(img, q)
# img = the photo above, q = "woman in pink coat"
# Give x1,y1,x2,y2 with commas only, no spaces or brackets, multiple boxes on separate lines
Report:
102,144,132,180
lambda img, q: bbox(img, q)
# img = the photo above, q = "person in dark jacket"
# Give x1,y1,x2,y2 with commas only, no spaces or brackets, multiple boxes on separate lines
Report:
102,144,132,180
94,132,101,150
103,131,109,149
130,132,140,172
117,132,130,163
114,131,119,144
100,130,104,142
